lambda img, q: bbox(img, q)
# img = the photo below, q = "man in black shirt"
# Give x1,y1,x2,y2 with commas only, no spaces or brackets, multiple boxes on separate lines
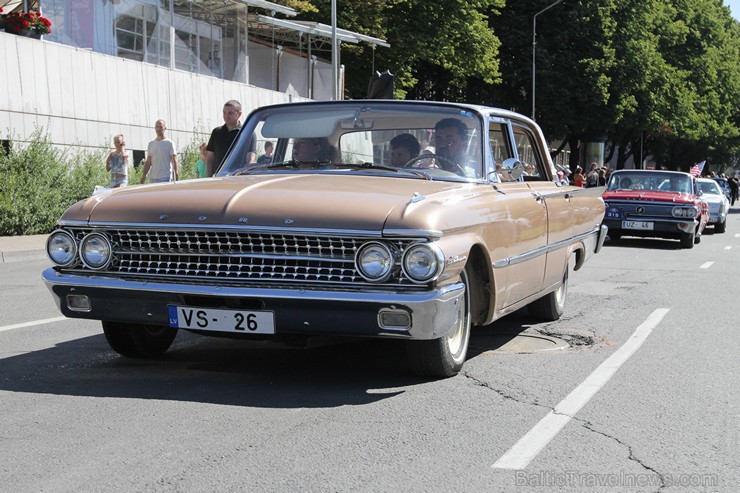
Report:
206,100,256,176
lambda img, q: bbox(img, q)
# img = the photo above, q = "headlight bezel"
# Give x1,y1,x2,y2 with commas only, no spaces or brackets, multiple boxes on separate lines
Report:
671,205,698,218
402,242,444,283
355,241,397,283
46,229,79,268
79,232,113,270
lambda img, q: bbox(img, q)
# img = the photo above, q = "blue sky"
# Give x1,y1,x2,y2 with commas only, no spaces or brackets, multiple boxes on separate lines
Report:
728,0,740,21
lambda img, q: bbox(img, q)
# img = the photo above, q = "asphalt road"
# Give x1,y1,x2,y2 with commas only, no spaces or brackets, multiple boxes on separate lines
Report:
1,214,738,492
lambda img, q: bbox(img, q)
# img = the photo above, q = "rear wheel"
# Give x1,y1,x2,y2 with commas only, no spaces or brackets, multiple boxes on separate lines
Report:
406,268,472,378
528,266,568,321
680,231,695,249
102,321,177,358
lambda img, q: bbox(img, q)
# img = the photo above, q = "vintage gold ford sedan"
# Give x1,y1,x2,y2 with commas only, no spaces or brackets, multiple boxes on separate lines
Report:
43,101,607,377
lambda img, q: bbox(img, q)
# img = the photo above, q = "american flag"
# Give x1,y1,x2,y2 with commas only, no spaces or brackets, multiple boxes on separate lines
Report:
689,160,706,177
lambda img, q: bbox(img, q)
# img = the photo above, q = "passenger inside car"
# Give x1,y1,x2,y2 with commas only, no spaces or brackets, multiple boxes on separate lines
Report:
291,138,338,164
389,133,421,167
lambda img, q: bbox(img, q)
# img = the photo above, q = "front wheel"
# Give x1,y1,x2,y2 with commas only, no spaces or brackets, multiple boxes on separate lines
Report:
680,231,695,249
716,220,726,233
528,266,568,321
406,268,472,378
102,321,177,358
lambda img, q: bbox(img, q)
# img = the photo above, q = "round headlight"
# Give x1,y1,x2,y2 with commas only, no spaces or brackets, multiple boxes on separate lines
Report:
402,243,444,283
46,230,78,267
79,233,112,270
672,206,697,218
355,242,395,282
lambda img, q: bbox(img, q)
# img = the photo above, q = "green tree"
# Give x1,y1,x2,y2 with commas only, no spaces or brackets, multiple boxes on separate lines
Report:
295,0,504,100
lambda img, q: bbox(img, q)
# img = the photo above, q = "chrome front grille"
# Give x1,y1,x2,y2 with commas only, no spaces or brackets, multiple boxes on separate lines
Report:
65,227,423,288
605,200,673,219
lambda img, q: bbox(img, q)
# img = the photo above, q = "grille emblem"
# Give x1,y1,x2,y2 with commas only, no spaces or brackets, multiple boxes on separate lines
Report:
238,218,248,223
159,215,167,220
285,219,294,224
636,207,645,214
198,216,207,221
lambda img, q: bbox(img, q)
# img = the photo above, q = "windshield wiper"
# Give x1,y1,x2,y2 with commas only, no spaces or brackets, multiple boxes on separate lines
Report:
334,162,432,180
232,161,431,180
231,160,330,175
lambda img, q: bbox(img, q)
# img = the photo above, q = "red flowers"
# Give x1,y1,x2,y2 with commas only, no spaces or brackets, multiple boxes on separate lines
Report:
2,10,52,35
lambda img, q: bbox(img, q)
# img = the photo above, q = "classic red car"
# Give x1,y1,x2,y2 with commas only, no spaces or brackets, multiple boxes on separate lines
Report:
602,169,709,248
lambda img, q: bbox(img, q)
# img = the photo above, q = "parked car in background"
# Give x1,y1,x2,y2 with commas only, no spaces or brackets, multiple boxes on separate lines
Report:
697,178,729,233
43,100,607,378
602,169,709,248
712,177,732,201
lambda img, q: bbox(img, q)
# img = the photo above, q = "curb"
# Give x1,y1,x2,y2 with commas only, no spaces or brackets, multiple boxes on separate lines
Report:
1,250,48,264
0,234,49,264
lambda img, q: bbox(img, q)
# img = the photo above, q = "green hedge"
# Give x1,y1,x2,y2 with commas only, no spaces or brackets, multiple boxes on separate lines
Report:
0,128,202,236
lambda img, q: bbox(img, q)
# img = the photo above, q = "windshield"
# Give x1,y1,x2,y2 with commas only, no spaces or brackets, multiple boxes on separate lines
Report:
218,103,485,182
698,181,721,195
606,171,692,194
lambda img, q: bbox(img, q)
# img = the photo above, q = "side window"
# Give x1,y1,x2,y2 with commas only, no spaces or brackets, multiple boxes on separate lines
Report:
513,125,546,181
488,122,512,171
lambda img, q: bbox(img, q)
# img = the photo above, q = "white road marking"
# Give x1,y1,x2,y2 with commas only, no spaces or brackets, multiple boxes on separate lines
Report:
735,233,740,238
492,308,670,470
700,262,714,269
724,246,732,251
0,316,68,333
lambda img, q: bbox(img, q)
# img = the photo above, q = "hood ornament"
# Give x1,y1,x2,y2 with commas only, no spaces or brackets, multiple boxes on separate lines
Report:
410,192,426,203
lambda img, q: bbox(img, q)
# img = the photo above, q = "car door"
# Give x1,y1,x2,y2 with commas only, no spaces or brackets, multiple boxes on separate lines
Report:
487,118,548,308
511,121,574,295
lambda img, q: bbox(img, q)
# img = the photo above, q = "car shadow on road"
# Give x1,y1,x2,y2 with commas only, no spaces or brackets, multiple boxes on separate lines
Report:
0,318,531,408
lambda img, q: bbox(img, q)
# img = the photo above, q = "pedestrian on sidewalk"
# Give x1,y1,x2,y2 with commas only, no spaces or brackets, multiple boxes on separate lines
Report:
140,119,179,184
206,100,255,176
729,175,739,206
105,134,129,187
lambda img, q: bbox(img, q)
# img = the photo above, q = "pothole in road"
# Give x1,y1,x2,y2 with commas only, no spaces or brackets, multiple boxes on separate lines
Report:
472,333,568,354
532,327,606,348
472,328,606,354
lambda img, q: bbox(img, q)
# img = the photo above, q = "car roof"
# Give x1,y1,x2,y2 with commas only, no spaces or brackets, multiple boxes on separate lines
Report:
246,99,535,124
611,169,693,177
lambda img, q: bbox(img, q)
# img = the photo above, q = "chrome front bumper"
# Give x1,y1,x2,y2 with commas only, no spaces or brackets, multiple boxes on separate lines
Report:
42,268,464,340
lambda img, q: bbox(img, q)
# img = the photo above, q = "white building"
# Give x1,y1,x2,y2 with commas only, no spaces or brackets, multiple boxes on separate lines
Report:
0,0,387,162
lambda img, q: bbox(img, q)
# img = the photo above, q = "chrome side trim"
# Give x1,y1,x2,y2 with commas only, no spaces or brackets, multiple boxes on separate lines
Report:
493,226,601,268
382,229,442,240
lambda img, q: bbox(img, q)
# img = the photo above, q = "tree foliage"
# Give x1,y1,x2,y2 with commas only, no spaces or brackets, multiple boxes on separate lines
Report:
289,0,740,169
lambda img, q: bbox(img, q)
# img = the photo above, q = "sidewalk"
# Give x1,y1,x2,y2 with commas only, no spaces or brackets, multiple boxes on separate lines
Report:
0,234,49,263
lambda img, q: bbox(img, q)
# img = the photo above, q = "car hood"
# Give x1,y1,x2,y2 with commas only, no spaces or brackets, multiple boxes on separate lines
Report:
60,174,473,232
602,190,698,203
700,194,725,205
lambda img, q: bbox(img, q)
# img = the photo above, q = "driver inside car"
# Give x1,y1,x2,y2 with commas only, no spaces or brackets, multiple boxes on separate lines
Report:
432,118,477,177
433,118,467,170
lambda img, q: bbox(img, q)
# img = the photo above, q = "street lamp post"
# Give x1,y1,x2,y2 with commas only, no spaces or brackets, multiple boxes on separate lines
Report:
331,0,338,100
532,0,563,120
